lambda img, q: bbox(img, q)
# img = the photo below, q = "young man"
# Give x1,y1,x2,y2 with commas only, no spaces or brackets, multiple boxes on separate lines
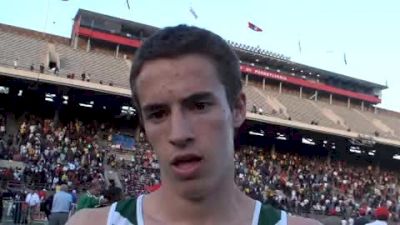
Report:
67,25,321,225
76,181,102,211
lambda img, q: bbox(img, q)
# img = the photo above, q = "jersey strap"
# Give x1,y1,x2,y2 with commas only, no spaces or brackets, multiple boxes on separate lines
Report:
257,204,282,225
109,198,137,225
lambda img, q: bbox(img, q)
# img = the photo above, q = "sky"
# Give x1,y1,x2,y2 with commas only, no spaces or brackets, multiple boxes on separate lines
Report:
1,0,399,111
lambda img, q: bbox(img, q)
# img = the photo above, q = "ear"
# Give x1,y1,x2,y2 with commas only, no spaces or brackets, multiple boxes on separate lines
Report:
232,92,247,128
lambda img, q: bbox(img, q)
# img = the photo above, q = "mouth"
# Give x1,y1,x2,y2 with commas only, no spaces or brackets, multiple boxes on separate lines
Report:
171,154,203,179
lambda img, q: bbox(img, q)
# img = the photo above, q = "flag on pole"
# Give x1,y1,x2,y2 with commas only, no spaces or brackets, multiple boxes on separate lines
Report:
298,41,302,54
344,53,348,65
126,0,131,10
248,22,263,32
189,7,198,19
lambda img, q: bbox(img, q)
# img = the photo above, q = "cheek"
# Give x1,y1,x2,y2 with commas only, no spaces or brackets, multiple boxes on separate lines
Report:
194,109,234,151
144,123,165,151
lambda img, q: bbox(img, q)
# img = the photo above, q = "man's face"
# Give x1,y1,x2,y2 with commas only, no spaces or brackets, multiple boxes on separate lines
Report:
136,54,246,197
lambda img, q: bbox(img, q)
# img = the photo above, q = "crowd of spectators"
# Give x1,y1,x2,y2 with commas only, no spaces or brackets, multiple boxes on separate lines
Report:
0,114,114,191
108,142,400,223
108,132,160,196
1,112,400,224
235,146,400,222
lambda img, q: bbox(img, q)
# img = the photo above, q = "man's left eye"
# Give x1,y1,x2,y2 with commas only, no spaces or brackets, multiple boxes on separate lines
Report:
195,102,207,110
191,102,210,111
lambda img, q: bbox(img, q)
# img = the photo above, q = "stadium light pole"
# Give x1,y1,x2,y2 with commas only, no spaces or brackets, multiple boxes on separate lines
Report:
43,0,51,33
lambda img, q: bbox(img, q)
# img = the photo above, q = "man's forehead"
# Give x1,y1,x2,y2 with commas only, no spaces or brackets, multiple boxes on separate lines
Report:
138,54,217,79
143,87,221,113
136,55,222,105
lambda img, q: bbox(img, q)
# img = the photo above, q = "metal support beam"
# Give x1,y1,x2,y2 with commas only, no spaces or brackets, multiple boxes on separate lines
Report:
115,44,120,58
262,78,265,90
73,34,78,49
347,98,351,108
299,87,303,99
86,38,91,52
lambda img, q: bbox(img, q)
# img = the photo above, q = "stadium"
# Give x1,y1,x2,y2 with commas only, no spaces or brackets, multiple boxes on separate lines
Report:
0,8,399,225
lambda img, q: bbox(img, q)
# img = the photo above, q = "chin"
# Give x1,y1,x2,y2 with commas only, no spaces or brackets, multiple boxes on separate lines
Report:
176,178,213,201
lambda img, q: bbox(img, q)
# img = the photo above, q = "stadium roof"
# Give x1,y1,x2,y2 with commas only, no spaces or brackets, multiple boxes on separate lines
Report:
289,61,388,90
75,8,159,37
234,47,387,91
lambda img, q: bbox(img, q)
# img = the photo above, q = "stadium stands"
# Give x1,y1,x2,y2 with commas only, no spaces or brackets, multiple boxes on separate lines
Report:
0,114,110,191
235,145,400,221
246,83,346,130
362,110,400,139
243,82,400,141
0,29,47,69
0,25,131,89
55,44,130,88
317,101,378,135
109,137,160,196
1,23,399,143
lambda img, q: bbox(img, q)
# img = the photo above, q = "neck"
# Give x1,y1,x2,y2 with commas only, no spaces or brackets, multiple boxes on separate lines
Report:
146,179,255,225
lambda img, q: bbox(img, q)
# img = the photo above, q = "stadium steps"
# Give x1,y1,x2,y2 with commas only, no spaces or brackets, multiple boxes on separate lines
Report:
312,103,348,129
360,111,400,139
243,85,287,118
317,102,379,136
55,44,130,88
263,89,342,129
0,32,130,86
253,86,289,118
0,30,47,69
354,110,395,135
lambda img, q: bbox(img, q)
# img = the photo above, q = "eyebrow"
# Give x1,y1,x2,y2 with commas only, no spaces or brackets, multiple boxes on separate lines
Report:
181,92,215,105
142,103,167,114
141,91,215,113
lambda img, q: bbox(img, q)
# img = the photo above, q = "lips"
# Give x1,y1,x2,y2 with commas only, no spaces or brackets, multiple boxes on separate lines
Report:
171,154,203,179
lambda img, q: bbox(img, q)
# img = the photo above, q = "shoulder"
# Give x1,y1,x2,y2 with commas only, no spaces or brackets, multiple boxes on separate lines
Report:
68,198,138,225
258,204,322,225
66,207,110,225
287,215,322,225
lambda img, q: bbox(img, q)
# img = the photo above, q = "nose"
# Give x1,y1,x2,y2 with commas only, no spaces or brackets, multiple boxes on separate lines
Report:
168,108,194,148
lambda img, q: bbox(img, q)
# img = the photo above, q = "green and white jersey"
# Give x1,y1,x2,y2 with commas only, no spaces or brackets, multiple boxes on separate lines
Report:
107,195,288,225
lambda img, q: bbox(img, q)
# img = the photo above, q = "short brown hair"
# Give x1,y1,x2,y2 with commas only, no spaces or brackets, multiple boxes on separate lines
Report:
130,25,242,116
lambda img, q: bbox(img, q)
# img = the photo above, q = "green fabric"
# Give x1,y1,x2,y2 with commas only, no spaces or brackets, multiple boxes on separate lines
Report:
115,198,137,225
76,192,100,211
110,197,281,225
258,204,281,225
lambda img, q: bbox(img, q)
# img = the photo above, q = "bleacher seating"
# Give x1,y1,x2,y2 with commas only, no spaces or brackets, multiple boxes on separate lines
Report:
244,83,400,140
243,85,289,119
0,27,131,89
361,110,400,139
317,101,380,136
1,26,399,142
319,107,348,129
55,44,131,88
247,83,343,129
0,30,47,69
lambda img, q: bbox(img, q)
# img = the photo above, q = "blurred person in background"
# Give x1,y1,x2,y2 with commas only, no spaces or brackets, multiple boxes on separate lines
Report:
49,184,72,225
